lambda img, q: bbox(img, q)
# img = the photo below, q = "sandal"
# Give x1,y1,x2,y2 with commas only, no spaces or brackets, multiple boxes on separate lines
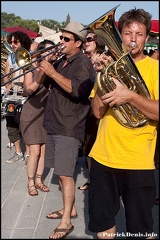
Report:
49,225,74,239
35,174,50,192
46,210,78,219
28,177,38,196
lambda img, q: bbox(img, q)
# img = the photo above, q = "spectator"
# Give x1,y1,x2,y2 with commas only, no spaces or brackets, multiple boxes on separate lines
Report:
78,31,105,190
30,36,45,53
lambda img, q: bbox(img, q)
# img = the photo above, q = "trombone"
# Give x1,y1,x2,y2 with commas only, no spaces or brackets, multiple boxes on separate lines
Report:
1,43,65,86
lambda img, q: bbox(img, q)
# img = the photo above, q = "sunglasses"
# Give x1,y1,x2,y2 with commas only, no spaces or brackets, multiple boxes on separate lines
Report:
59,36,74,42
85,37,95,42
9,40,20,45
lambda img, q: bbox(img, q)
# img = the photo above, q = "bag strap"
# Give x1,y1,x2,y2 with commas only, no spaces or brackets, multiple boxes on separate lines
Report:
24,84,43,103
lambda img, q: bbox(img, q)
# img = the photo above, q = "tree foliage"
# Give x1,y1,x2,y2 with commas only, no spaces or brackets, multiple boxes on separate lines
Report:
1,12,39,32
1,12,21,27
66,13,70,25
1,12,72,32
13,19,39,32
1,12,86,32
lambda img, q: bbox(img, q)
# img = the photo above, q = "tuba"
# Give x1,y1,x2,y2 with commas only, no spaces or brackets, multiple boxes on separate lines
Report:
83,5,151,128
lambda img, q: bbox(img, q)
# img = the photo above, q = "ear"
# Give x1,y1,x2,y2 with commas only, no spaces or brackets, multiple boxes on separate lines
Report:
145,35,149,44
76,40,83,48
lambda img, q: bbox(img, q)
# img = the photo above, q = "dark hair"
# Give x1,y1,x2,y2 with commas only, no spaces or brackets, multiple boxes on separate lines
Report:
86,30,105,54
7,31,32,51
36,39,55,63
38,39,55,50
73,34,84,49
36,39,56,89
93,35,105,54
118,8,152,36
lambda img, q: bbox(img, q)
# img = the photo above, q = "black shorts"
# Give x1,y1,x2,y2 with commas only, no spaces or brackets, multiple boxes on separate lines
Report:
88,158,156,238
6,116,22,143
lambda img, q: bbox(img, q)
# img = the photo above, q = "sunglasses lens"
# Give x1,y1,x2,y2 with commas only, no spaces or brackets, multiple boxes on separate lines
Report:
86,37,94,42
64,37,70,42
60,36,70,42
9,40,18,44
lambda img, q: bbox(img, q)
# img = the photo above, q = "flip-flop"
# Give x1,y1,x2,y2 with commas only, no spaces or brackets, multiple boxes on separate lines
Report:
77,182,90,190
49,225,74,239
46,210,78,219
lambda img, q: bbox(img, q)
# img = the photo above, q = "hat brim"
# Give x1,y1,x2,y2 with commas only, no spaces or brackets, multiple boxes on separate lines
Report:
60,28,85,43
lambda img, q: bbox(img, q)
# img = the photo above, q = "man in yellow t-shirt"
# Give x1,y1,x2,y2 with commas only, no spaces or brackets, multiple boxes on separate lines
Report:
88,8,159,239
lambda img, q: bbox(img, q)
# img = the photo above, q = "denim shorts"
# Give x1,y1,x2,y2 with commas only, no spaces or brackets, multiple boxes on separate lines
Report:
88,158,156,238
44,134,81,176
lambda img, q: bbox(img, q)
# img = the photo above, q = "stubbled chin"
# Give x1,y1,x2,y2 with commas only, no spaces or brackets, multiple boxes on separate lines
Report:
130,52,139,59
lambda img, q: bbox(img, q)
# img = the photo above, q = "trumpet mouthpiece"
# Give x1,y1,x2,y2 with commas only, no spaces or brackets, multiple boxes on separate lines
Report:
60,45,65,50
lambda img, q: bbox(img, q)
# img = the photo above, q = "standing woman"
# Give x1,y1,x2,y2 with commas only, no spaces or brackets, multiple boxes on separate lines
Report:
20,40,55,196
78,32,105,190
84,32,106,67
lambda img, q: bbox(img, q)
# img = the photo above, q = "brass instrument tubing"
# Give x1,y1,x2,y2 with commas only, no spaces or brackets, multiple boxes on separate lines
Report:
1,46,65,87
1,43,63,81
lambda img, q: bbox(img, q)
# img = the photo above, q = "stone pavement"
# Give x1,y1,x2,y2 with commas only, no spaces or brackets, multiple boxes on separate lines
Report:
1,117,159,239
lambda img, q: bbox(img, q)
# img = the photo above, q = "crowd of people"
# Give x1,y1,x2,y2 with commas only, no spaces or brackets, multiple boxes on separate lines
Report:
2,6,159,239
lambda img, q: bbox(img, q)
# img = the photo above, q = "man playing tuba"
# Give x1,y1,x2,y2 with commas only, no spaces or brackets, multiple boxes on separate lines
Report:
87,7,159,239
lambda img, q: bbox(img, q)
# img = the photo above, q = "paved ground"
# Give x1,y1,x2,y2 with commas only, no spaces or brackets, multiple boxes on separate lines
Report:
1,117,159,239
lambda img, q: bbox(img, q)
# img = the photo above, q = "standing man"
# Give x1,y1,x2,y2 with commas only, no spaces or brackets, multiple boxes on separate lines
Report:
37,21,95,238
3,31,32,163
88,8,159,239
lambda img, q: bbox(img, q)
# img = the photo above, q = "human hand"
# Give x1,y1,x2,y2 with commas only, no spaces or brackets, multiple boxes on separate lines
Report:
39,59,56,78
94,54,113,72
101,78,132,107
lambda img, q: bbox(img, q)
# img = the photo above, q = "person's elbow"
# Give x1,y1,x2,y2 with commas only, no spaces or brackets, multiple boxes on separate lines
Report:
92,107,101,119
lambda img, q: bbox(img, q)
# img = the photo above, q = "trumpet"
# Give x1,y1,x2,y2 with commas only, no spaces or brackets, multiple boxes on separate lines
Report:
1,44,65,86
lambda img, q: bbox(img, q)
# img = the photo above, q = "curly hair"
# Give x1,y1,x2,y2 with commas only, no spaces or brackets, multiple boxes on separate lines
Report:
7,31,32,51
118,8,152,36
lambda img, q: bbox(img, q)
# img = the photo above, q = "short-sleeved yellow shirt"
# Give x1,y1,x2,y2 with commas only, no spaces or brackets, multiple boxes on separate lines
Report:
89,56,159,170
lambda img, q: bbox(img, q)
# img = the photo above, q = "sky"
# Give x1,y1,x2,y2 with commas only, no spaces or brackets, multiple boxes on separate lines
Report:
1,1,159,25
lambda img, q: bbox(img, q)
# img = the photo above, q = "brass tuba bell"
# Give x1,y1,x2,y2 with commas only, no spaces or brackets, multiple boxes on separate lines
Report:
83,5,151,128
